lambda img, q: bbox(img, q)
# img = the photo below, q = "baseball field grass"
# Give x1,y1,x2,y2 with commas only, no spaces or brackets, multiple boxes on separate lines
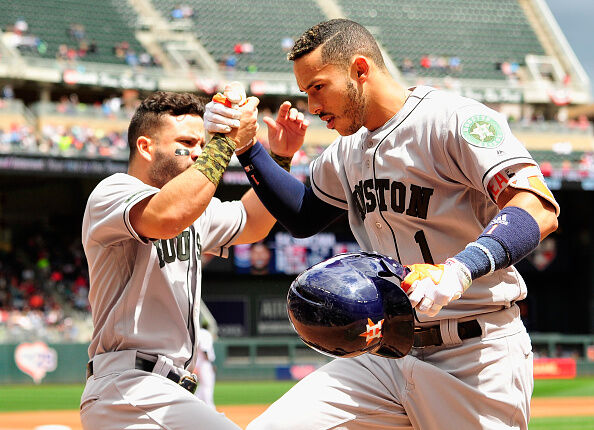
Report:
0,378,593,428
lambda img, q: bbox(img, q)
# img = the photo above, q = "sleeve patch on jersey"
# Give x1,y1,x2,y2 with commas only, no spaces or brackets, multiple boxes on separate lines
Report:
461,115,504,148
487,171,510,201
506,165,560,216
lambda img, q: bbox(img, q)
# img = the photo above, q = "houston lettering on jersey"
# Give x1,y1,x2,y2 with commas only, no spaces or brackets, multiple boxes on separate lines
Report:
351,178,434,221
154,230,202,268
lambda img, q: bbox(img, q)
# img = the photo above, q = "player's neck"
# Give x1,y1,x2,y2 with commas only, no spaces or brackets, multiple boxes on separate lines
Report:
365,79,410,131
128,161,152,187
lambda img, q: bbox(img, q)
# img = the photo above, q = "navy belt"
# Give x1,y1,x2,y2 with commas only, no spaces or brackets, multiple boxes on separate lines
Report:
86,356,197,394
413,319,482,348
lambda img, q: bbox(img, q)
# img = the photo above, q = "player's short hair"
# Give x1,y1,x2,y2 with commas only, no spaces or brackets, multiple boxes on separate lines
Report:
288,19,386,71
127,91,205,160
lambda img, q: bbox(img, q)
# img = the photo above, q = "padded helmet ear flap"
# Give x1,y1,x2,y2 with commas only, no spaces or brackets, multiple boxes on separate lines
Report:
287,251,414,359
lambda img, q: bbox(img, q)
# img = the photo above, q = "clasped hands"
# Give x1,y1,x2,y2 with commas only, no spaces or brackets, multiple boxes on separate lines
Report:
203,82,309,156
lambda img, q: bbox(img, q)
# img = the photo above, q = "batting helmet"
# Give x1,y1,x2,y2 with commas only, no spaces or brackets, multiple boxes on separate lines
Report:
287,251,414,359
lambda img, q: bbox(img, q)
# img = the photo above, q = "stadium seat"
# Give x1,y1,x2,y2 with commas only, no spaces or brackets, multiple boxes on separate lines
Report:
0,0,149,65
149,0,326,73
336,0,545,80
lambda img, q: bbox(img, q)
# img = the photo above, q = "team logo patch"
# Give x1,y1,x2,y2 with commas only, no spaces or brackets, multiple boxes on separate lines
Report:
461,115,504,148
359,318,384,345
14,341,58,384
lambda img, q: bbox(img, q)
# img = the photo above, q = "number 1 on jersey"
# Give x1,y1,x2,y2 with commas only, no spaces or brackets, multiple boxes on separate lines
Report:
414,230,434,264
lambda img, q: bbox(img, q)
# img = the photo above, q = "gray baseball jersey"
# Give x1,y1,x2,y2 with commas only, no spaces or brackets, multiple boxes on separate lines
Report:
248,85,538,430
82,172,246,370
310,85,538,321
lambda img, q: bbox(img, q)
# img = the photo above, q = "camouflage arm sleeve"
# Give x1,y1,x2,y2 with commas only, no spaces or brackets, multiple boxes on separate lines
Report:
270,152,292,172
192,133,236,186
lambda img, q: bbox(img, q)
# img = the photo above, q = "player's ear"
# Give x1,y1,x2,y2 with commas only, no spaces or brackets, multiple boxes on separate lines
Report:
352,56,370,83
136,136,154,162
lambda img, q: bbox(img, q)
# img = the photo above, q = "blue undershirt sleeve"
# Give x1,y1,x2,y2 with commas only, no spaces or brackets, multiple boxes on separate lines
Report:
236,142,346,238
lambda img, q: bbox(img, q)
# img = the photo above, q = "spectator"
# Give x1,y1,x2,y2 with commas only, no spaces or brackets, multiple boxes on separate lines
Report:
2,85,14,100
171,5,184,19
420,54,431,69
400,57,415,75
281,37,294,52
14,18,28,35
449,56,462,73
180,4,194,18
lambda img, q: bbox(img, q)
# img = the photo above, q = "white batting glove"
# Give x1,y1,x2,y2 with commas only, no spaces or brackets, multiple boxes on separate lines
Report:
203,81,247,134
401,259,472,317
203,101,241,134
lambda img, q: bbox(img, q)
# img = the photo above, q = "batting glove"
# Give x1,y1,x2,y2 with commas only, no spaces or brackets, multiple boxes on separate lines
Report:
203,81,247,134
401,259,472,317
204,101,240,134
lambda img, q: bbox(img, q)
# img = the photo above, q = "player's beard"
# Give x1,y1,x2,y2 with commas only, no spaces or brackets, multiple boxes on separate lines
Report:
148,148,186,188
342,81,368,135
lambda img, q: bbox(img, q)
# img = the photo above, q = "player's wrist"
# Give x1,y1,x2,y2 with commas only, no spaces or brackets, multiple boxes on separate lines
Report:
444,258,472,291
235,137,257,155
270,151,292,172
192,133,236,186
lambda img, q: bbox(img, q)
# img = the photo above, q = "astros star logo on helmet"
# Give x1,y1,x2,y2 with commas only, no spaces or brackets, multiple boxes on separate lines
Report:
359,318,384,345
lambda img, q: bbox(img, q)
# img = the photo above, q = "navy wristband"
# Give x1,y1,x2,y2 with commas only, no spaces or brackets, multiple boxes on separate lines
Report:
479,206,540,265
453,206,541,279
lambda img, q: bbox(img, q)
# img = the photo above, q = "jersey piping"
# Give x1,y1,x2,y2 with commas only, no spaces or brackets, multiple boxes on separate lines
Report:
218,207,245,256
371,88,436,263
311,171,348,205
480,156,536,185
185,225,198,368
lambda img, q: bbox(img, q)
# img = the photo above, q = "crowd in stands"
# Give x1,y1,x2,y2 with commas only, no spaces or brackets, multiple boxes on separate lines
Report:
400,55,463,77
399,56,528,81
220,40,258,73
0,90,592,175
112,41,158,68
0,123,128,159
3,18,158,67
54,22,97,62
0,231,91,342
3,17,48,55
496,60,521,79
53,93,138,119
170,4,195,20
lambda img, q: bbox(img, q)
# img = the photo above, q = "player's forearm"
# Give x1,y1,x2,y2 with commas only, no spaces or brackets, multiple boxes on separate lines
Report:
133,135,235,239
133,169,217,239
498,188,559,240
233,189,277,244
236,142,344,238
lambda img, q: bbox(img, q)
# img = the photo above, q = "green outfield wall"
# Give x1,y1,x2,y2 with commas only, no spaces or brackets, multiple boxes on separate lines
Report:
1,334,593,384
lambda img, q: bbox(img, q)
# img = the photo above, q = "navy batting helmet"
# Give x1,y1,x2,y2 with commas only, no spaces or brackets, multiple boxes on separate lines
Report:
287,251,414,359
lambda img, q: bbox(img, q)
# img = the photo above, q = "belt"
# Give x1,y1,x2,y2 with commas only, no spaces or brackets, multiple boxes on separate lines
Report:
86,356,198,394
413,319,482,348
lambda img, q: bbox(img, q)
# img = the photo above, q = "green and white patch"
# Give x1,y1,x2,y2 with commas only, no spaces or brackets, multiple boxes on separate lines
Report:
461,115,504,148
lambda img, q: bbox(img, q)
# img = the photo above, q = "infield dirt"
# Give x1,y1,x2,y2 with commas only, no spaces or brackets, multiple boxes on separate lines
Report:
0,398,593,429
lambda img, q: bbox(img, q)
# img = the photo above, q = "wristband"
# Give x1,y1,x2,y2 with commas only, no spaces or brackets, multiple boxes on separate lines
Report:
465,241,496,275
270,152,292,172
479,206,540,265
192,133,236,186
453,206,540,280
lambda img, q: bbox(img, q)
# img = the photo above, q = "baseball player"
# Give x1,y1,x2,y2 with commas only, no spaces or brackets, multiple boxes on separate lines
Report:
79,89,278,429
205,19,559,430
195,324,217,408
